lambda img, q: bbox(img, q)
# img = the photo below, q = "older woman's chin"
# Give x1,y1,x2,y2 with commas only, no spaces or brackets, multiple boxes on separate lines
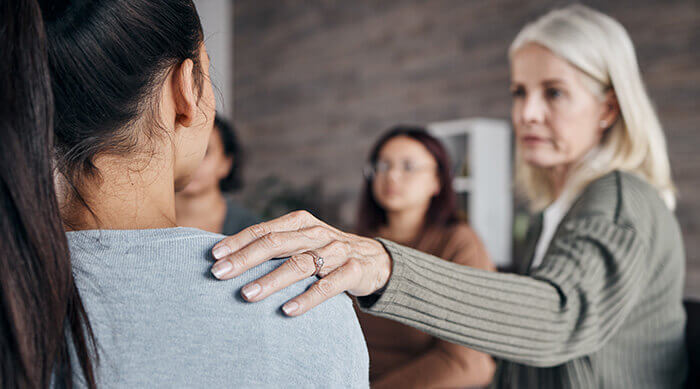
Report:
521,153,559,168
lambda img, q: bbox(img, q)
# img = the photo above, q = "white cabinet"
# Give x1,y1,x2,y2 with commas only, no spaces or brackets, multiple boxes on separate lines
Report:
428,118,513,267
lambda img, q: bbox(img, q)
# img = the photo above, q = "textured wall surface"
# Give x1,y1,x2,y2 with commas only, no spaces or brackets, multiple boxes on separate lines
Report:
232,0,700,296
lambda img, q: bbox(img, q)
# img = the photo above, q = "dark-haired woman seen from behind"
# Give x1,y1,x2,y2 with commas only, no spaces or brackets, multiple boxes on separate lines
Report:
38,0,368,387
176,114,262,235
356,126,495,388
0,0,96,388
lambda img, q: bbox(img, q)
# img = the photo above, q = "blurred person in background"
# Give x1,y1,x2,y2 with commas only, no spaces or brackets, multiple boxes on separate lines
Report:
356,126,496,388
210,5,687,388
176,114,262,234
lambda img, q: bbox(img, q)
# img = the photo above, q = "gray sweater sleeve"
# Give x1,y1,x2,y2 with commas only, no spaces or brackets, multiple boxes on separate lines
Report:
357,215,648,368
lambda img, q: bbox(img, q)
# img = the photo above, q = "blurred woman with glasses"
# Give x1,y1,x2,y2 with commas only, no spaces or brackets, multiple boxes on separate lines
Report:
356,126,496,388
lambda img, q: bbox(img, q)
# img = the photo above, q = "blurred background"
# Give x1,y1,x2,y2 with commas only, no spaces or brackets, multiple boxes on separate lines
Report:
195,0,699,295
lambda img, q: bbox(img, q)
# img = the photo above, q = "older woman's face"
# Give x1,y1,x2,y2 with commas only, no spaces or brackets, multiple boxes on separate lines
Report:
510,44,613,169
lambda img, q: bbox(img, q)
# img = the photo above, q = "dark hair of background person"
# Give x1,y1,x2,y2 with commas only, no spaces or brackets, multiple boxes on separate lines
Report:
356,125,460,237
38,0,206,227
215,115,245,192
0,0,97,387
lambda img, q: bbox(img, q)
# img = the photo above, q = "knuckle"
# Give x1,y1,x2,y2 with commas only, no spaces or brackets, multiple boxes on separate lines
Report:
328,241,349,257
291,210,311,221
314,278,333,297
301,210,319,223
287,255,314,275
248,223,269,239
287,210,312,229
260,232,282,249
309,226,329,240
230,253,248,271
267,274,281,290
345,258,362,276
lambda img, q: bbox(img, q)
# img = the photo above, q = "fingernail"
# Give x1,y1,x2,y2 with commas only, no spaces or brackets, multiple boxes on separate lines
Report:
282,301,299,316
211,261,232,279
212,246,231,260
241,283,261,300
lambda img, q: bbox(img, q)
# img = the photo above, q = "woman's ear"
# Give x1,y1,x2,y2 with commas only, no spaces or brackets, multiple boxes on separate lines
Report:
599,89,620,133
173,58,197,128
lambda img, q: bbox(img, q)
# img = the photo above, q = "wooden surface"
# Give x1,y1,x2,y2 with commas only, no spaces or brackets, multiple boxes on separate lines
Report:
232,0,700,296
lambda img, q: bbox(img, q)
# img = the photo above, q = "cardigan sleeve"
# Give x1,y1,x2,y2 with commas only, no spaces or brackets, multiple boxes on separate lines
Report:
357,215,649,367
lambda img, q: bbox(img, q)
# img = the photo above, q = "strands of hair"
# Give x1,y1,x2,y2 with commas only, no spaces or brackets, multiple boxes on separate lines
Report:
510,4,675,211
0,0,96,387
38,0,205,229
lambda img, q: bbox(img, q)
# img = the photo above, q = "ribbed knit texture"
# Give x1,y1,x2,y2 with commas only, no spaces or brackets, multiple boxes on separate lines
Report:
67,227,369,388
358,171,687,388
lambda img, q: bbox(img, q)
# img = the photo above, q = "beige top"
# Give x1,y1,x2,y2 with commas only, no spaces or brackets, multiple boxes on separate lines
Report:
357,222,496,388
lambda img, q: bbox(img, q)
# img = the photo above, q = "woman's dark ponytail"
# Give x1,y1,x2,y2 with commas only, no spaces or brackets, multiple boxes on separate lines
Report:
0,0,96,387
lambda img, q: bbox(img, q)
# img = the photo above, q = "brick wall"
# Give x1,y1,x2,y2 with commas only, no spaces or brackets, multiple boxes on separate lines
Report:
232,0,700,296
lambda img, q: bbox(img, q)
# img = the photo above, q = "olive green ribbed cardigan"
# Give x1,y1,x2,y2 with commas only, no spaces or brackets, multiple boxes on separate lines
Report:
358,171,687,388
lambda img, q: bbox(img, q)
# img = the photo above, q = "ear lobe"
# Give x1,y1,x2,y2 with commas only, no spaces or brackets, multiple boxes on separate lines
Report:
173,59,197,128
600,90,620,132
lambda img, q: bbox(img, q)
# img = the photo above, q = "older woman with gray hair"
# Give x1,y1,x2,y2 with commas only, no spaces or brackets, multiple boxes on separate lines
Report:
209,5,687,388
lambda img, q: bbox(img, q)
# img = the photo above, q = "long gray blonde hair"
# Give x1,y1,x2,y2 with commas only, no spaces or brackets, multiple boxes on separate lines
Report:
510,4,676,211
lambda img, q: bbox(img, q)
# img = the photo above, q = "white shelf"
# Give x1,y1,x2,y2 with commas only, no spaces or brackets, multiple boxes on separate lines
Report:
452,177,473,192
428,118,513,267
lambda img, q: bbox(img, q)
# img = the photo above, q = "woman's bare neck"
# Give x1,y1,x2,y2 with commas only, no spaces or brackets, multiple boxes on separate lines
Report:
381,207,428,244
60,155,178,231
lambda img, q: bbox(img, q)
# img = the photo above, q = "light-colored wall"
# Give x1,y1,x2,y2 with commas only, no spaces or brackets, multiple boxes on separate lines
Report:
194,0,233,119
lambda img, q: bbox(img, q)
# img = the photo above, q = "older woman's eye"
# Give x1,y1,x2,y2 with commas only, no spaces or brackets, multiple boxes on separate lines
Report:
511,86,526,98
545,87,562,99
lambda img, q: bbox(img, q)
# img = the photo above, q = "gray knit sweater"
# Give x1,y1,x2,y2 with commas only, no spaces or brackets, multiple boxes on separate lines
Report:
67,227,369,388
358,171,687,388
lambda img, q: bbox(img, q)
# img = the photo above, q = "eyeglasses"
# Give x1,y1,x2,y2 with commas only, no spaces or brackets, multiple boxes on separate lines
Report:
363,160,437,179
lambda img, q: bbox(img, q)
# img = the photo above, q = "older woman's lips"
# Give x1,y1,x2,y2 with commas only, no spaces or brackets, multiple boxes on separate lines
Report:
521,135,546,145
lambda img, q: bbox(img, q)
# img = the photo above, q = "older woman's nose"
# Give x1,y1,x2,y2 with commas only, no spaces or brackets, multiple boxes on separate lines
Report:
521,95,547,124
